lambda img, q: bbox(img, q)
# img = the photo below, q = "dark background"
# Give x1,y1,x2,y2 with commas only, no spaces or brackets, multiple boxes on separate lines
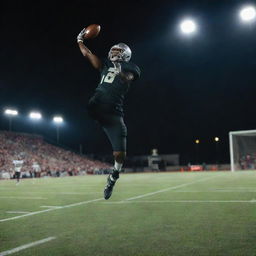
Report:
1,0,256,164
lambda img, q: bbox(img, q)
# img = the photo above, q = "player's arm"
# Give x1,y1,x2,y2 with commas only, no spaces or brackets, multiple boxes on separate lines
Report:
77,29,102,70
77,42,102,70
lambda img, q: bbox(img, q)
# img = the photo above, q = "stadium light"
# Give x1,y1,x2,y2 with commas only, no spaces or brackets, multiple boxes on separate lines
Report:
53,116,64,143
214,137,220,142
4,109,18,116
4,108,18,131
239,6,256,22
180,19,197,35
29,111,42,134
53,116,63,124
29,112,42,120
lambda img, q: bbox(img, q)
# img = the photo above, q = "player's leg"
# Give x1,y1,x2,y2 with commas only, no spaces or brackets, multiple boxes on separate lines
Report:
16,172,20,184
113,151,126,171
104,152,126,200
107,151,126,186
102,115,127,199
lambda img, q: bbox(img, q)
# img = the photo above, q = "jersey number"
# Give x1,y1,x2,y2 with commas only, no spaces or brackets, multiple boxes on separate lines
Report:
100,67,117,84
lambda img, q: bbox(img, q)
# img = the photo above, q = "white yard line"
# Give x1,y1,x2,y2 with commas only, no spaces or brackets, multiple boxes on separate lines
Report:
101,200,256,204
124,175,222,201
0,196,47,200
6,211,31,214
0,237,56,256
40,206,62,209
173,190,256,193
0,198,103,222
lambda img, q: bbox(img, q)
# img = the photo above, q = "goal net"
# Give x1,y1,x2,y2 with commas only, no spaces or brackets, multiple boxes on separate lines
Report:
229,129,256,171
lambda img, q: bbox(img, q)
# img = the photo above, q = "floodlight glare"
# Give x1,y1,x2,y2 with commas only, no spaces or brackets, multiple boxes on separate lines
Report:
29,112,42,120
240,6,256,22
214,137,220,142
195,139,200,144
4,109,18,116
53,116,63,124
180,19,197,34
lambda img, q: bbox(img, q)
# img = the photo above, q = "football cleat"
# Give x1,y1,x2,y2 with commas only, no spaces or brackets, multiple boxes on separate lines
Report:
104,170,119,200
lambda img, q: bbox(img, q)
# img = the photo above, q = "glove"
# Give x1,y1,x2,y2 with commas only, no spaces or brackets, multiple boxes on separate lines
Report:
77,28,87,43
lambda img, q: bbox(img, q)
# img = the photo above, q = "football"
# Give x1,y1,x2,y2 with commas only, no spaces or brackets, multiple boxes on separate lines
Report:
83,24,101,39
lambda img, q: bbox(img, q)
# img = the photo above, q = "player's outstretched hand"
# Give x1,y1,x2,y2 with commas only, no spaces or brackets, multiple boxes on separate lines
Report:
77,28,86,43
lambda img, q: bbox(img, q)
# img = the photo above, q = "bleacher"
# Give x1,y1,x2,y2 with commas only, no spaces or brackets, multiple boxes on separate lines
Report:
0,131,110,178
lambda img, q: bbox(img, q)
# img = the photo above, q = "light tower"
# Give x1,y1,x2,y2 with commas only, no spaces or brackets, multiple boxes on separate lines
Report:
29,111,42,134
53,116,63,144
214,137,220,164
29,112,42,120
4,108,18,131
195,139,200,164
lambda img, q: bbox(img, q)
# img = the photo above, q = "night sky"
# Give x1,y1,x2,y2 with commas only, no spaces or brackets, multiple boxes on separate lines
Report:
1,0,256,164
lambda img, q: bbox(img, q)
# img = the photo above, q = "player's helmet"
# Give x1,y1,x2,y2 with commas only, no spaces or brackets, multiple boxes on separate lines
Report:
108,43,132,62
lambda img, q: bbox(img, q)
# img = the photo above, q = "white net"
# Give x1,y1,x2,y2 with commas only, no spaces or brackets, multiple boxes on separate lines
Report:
229,130,256,171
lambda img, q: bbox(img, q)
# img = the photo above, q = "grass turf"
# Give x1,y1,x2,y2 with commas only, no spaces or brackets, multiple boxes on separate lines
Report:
0,171,256,256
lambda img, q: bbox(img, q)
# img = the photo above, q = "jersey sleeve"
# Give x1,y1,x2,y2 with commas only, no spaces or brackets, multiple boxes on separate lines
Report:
122,62,141,81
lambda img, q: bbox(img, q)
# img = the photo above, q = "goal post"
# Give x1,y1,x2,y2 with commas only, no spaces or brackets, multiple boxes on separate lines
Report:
229,129,256,172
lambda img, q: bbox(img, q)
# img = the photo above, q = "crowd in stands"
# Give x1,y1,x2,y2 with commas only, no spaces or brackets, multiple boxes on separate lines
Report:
240,154,256,170
0,131,111,179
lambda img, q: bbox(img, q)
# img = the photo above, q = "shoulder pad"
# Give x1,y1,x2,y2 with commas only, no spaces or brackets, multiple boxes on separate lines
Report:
122,62,141,80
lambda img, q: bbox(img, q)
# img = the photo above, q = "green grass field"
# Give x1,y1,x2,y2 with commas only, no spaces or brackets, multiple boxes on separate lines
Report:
1,171,256,256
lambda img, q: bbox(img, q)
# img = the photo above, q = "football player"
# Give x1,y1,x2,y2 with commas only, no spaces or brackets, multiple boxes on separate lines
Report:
77,28,141,199
13,157,24,184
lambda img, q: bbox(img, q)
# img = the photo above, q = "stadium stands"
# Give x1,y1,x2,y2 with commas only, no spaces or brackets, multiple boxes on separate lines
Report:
0,131,110,179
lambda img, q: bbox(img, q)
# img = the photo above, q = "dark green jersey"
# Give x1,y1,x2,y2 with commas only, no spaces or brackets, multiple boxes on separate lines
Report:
92,59,140,115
